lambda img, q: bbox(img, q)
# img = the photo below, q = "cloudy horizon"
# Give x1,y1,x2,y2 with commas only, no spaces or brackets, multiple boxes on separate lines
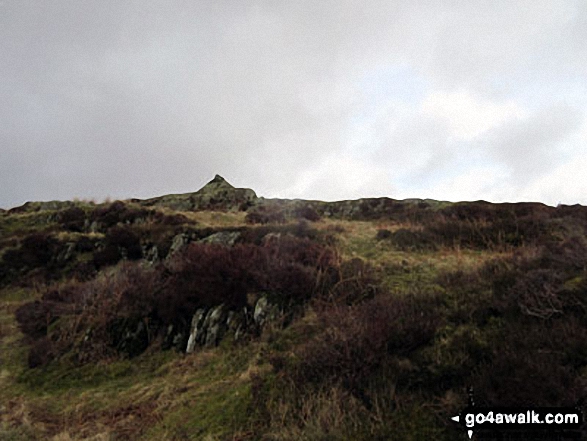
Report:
1,1,586,209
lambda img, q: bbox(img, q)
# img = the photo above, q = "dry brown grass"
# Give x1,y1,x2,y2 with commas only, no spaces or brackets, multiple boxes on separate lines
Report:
163,209,248,228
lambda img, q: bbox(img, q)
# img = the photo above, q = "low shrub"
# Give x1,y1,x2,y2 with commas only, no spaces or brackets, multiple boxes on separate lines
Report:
90,201,154,230
472,322,585,407
18,234,346,364
90,201,128,229
57,206,87,232
2,233,60,271
375,229,392,240
105,226,142,259
15,301,55,339
27,337,56,368
245,205,286,224
323,257,379,304
0,232,71,285
93,225,142,269
293,205,321,222
159,244,264,324
293,292,443,401
388,228,438,251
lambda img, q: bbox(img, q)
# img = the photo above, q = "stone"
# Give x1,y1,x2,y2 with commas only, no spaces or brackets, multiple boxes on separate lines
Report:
227,307,250,342
142,244,159,263
115,319,149,357
253,296,280,328
186,308,208,353
56,242,76,263
168,233,190,257
200,231,240,246
203,304,228,347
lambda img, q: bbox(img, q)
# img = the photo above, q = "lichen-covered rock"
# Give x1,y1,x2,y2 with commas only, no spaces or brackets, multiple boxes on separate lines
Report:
200,231,241,246
142,244,159,263
163,324,186,351
56,242,76,263
227,307,250,342
203,304,228,347
185,304,257,352
253,296,280,328
86,219,101,233
186,308,208,353
7,200,77,214
168,233,190,257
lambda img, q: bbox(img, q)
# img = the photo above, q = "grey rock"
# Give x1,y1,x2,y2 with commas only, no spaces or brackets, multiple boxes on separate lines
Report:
204,304,228,347
186,308,208,353
253,296,280,328
116,320,149,357
168,233,190,257
89,220,101,233
57,242,76,263
200,231,240,246
142,244,159,263
227,307,250,342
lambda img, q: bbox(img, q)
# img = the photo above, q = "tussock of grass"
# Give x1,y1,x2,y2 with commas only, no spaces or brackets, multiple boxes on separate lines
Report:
177,210,248,228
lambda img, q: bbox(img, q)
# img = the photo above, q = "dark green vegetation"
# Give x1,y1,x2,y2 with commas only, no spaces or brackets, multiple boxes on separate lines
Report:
1,176,587,440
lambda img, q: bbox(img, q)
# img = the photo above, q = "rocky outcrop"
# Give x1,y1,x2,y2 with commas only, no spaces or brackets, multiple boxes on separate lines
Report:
7,200,78,214
184,295,280,353
168,233,190,257
165,229,242,261
199,231,241,246
142,175,257,212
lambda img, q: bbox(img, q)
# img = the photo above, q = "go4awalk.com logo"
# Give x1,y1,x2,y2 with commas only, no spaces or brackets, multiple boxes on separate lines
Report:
451,407,582,439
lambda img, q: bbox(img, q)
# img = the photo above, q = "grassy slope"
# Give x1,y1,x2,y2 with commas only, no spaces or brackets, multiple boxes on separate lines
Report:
0,209,253,440
1,294,263,440
1,205,584,440
0,216,468,440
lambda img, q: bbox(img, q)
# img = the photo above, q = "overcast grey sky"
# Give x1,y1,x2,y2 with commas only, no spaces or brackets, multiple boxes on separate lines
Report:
1,0,586,208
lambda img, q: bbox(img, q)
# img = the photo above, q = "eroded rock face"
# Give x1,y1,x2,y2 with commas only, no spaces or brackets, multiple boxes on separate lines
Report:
184,295,280,353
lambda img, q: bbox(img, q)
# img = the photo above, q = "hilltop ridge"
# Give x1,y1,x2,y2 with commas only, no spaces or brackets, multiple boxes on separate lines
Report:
139,174,258,212
1,173,587,439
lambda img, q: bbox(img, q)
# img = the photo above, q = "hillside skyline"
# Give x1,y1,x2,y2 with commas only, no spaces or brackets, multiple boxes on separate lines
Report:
4,172,585,211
